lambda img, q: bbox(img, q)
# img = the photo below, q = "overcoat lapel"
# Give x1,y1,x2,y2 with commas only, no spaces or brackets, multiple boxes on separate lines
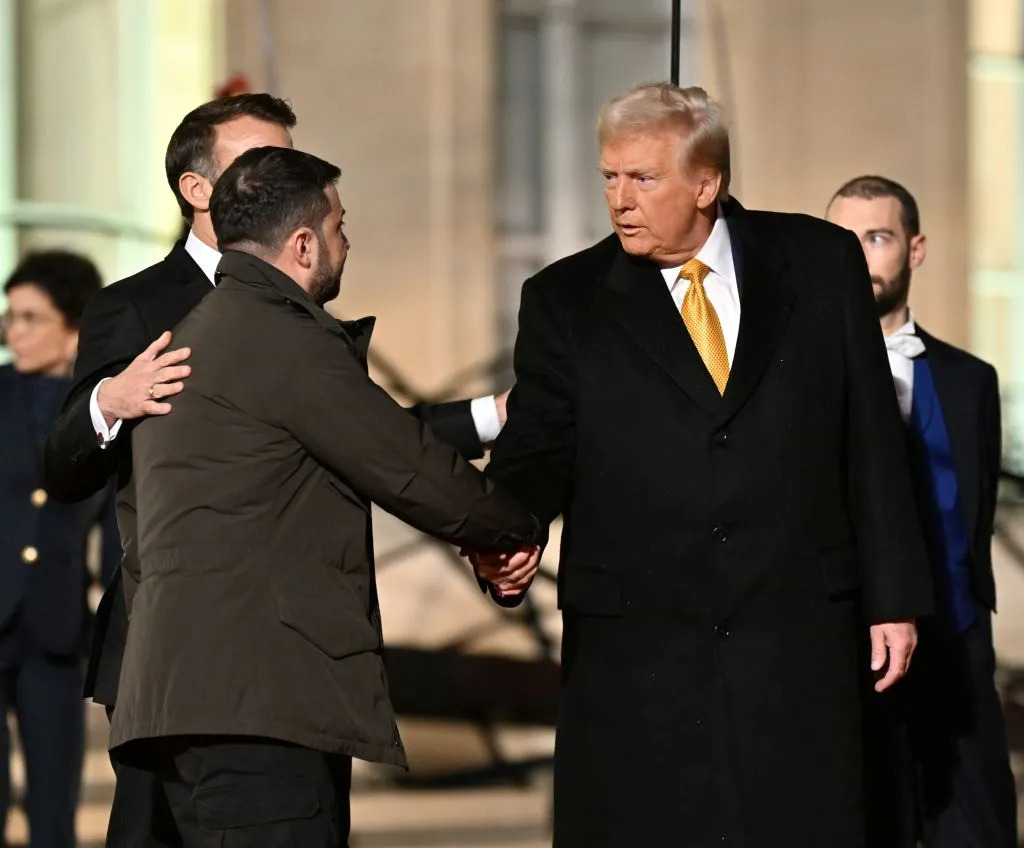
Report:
716,202,797,425
602,248,723,417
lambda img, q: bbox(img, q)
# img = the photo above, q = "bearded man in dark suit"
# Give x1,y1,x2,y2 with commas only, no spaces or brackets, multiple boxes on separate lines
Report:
829,175,1017,848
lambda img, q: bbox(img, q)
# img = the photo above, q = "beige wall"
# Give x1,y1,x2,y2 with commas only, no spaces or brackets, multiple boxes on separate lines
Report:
14,0,222,282
701,0,969,346
224,0,499,399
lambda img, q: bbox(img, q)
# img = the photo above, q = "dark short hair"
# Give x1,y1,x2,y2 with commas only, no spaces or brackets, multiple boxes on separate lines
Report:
4,250,103,327
829,175,920,237
210,147,342,254
165,93,297,221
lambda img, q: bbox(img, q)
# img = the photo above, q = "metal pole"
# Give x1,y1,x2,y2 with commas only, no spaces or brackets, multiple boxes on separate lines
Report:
670,0,681,84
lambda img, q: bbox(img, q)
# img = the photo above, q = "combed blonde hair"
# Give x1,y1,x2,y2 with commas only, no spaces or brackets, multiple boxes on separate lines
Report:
597,83,731,199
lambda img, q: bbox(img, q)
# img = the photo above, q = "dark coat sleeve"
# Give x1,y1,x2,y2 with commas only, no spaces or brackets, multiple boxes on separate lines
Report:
280,325,538,553
95,481,122,588
408,399,484,460
44,285,149,502
982,364,1001,537
486,277,576,525
840,231,934,623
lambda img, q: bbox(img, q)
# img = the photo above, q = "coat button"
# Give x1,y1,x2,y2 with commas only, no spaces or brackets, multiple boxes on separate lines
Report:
712,430,729,446
711,525,728,543
30,488,47,508
22,546,39,564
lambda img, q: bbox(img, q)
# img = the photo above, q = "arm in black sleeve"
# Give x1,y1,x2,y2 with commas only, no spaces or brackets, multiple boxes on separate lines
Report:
95,481,122,588
840,230,933,623
408,399,484,461
487,277,576,525
44,286,149,502
983,364,1002,536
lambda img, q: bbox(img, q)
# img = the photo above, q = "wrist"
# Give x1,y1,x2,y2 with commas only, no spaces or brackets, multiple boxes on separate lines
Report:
96,379,120,427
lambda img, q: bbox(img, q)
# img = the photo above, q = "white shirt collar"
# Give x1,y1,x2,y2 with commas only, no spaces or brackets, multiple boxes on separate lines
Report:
888,310,917,339
693,209,735,282
184,230,222,286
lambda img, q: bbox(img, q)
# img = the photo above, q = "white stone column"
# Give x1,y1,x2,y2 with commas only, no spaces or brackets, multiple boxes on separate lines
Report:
540,0,586,265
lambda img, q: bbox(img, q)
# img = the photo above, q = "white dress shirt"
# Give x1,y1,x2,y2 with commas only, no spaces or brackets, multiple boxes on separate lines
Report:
884,312,927,424
659,211,741,364
90,230,502,446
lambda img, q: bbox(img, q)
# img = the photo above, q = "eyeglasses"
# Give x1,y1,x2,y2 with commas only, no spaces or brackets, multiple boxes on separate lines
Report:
0,310,59,331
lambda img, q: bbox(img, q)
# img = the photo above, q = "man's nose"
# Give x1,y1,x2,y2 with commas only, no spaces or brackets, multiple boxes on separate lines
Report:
612,181,634,211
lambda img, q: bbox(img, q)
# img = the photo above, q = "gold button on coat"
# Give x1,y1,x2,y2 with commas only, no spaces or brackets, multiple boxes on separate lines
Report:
22,546,39,564
30,488,47,507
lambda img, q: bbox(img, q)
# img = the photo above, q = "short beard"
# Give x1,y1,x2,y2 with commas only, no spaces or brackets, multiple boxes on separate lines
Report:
873,260,912,319
309,241,342,307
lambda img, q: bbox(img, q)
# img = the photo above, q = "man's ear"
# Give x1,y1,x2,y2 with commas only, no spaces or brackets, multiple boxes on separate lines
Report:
908,233,927,272
696,171,723,211
291,228,317,270
179,172,213,214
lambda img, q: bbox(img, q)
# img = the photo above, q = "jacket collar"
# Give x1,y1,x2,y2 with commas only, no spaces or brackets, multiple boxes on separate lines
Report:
215,250,376,358
912,325,980,542
603,198,795,422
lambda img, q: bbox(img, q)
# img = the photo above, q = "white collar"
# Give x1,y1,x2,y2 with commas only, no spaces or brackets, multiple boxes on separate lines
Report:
184,230,222,286
888,310,917,339
692,207,735,280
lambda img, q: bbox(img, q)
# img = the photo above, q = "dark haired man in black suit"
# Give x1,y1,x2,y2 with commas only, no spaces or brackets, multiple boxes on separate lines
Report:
44,93,507,848
829,175,1017,848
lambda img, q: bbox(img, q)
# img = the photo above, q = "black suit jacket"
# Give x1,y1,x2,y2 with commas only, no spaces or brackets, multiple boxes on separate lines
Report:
43,240,486,705
486,200,933,847
916,327,1001,611
0,366,119,657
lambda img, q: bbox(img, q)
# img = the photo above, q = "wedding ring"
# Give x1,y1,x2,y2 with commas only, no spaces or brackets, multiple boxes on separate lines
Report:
147,384,156,399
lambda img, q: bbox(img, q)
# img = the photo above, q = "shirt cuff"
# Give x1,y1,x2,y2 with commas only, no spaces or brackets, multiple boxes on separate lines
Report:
90,379,123,449
470,395,502,444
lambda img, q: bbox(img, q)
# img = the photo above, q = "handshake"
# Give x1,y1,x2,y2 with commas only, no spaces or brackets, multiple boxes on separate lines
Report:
460,545,542,600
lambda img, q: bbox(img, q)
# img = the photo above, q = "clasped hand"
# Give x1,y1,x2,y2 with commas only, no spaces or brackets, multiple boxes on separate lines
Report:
461,546,541,598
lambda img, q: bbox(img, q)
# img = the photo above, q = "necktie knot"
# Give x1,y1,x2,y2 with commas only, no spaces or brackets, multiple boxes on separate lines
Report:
680,257,712,287
884,331,926,361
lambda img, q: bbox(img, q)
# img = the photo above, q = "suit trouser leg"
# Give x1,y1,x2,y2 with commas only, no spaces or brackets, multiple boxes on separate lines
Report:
0,628,16,844
14,641,84,848
862,673,918,848
918,609,1018,848
105,757,181,848
104,708,180,848
155,736,351,848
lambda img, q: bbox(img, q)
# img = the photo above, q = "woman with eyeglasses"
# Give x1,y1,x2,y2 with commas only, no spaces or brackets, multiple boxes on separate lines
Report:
0,251,120,848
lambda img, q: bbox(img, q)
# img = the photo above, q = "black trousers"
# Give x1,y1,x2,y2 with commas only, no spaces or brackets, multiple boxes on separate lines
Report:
104,744,179,848
0,613,84,848
131,736,353,848
864,606,1018,848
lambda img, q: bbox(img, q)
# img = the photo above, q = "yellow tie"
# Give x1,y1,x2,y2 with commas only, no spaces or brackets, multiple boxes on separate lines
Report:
679,258,730,395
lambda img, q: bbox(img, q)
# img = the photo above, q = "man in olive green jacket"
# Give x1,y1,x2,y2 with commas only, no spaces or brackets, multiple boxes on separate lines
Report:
110,146,538,848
